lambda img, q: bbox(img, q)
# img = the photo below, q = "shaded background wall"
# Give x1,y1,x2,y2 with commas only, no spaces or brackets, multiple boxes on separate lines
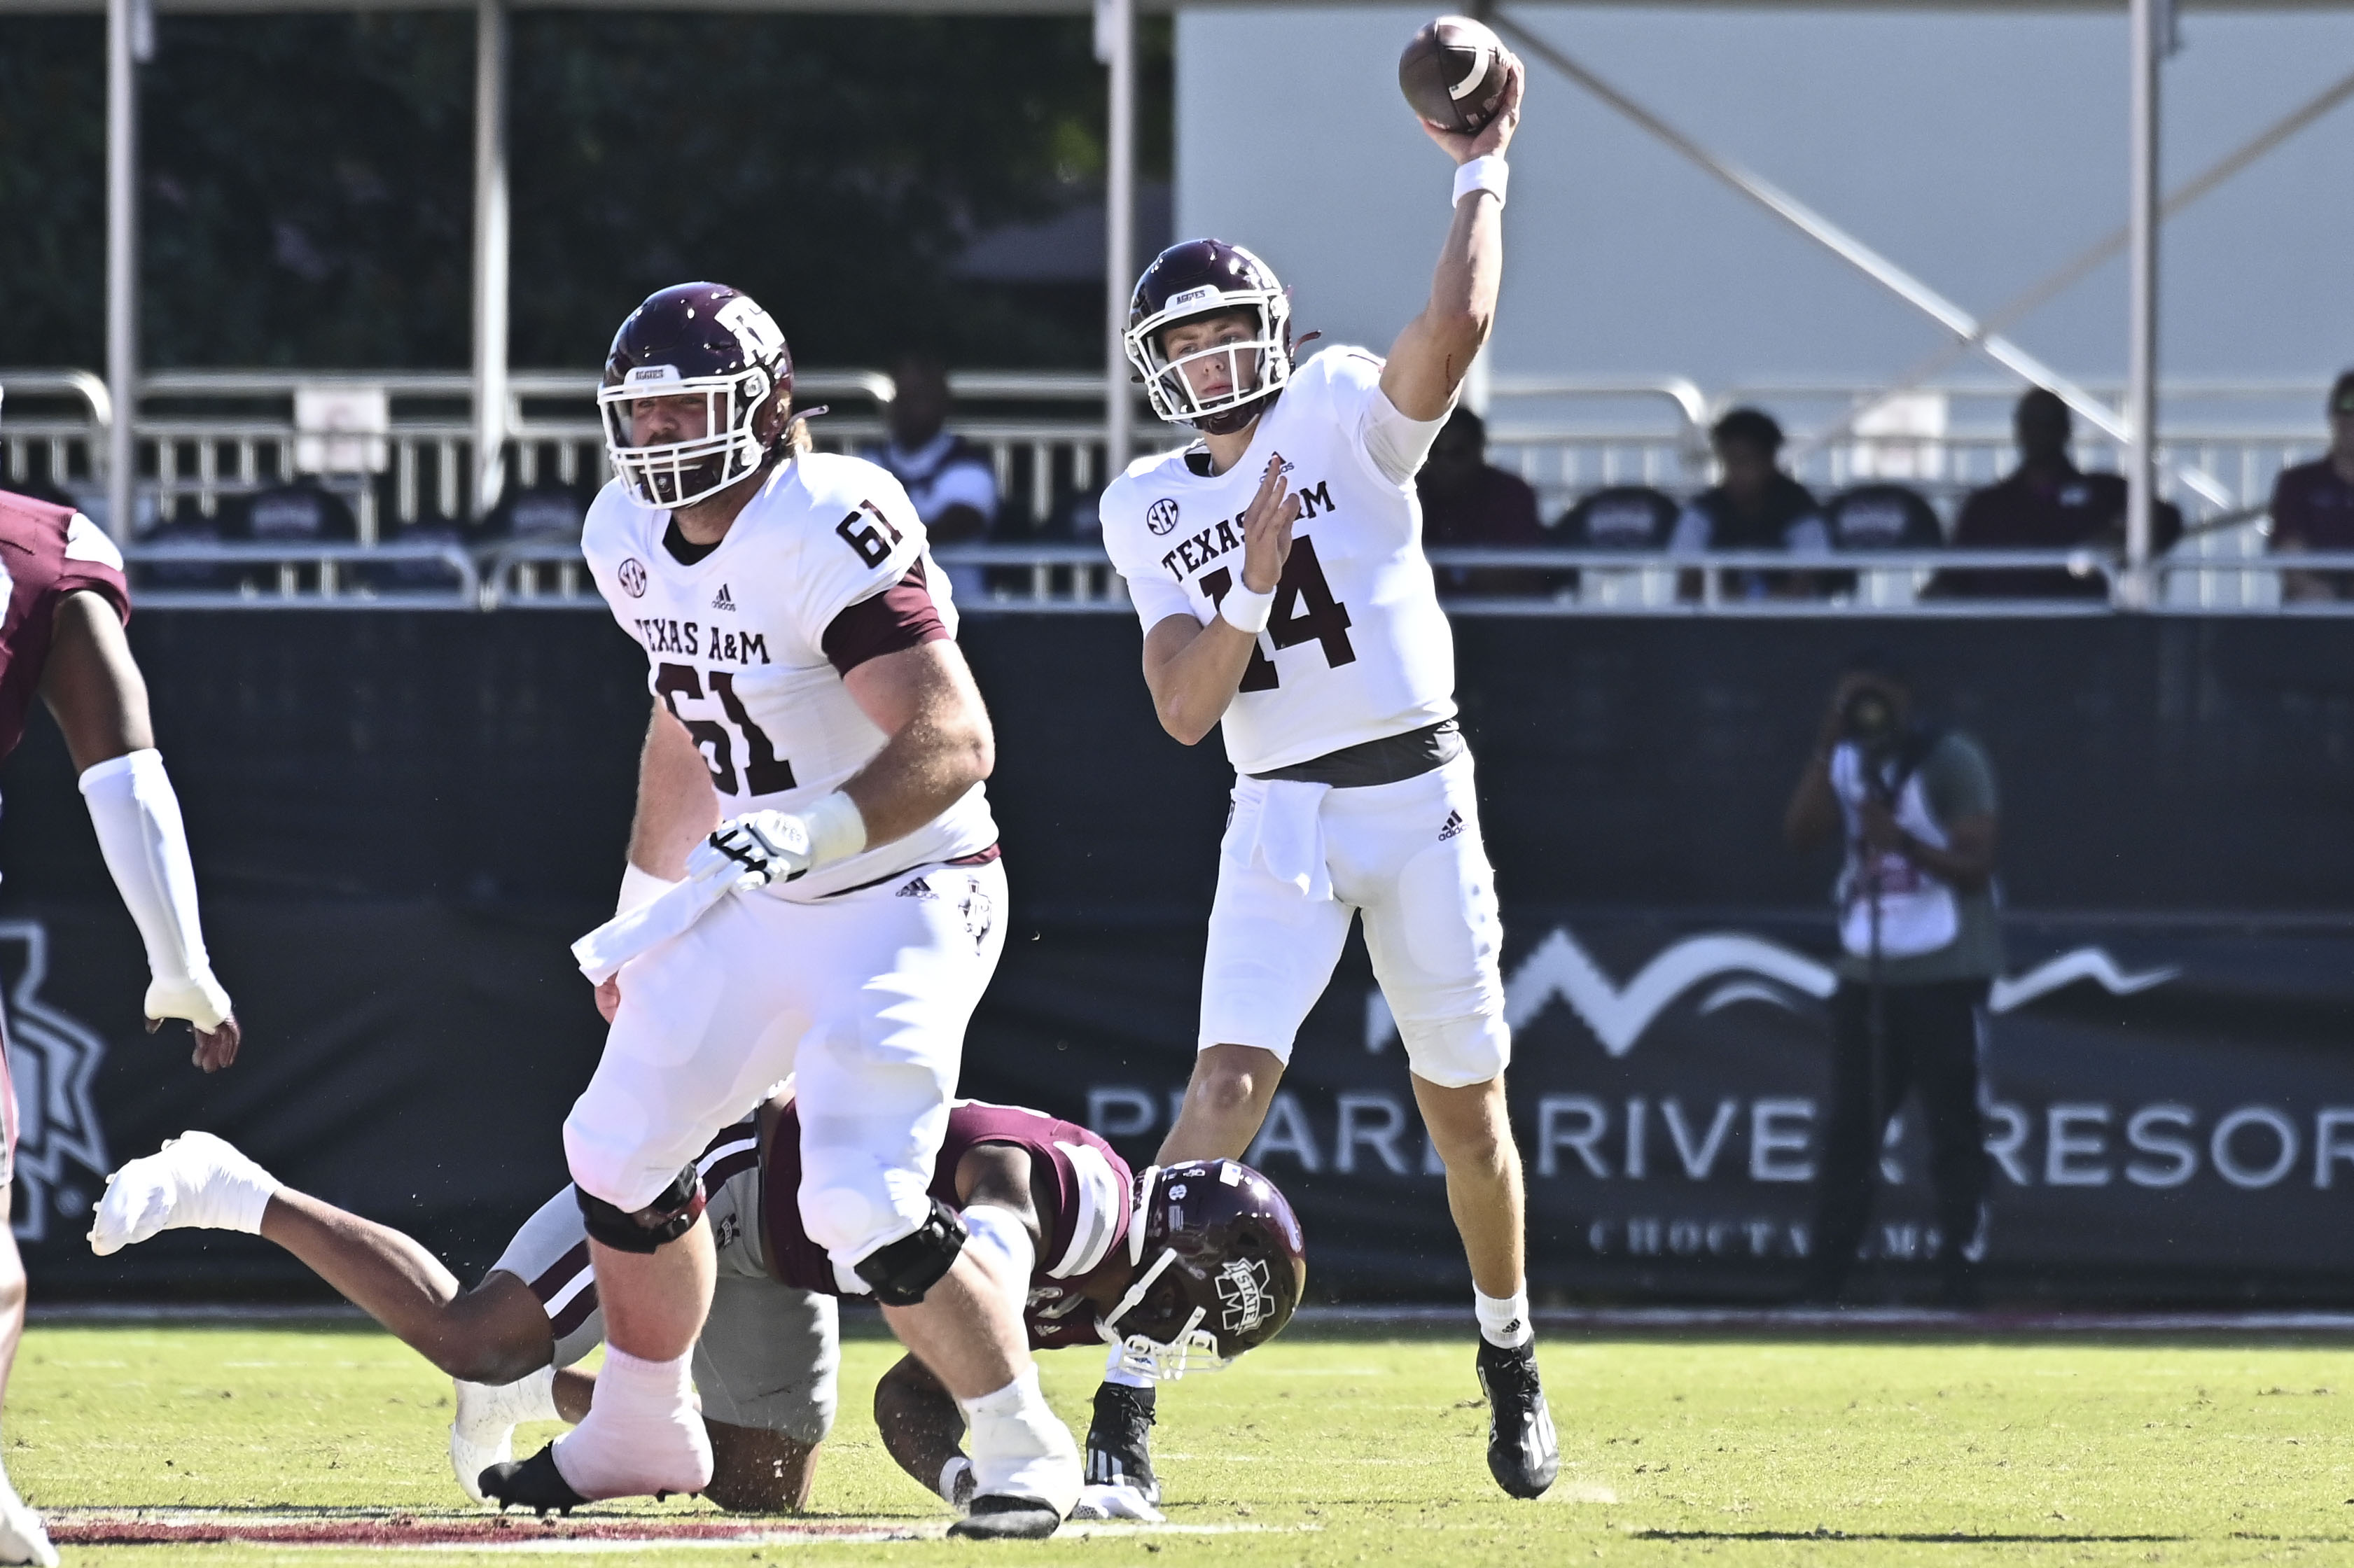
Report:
5,610,2353,1303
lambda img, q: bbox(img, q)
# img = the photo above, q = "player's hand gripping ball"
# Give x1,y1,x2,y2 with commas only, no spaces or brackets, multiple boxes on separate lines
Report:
1399,15,1512,135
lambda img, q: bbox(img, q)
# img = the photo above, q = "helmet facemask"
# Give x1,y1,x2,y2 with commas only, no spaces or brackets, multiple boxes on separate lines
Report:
1098,1245,1229,1380
1124,288,1293,435
600,363,779,510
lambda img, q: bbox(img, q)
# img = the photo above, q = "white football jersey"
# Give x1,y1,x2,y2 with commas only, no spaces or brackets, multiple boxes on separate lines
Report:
581,453,996,901
1099,347,1457,776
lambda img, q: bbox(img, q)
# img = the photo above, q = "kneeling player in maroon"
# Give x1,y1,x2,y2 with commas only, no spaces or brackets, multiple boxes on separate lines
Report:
90,1093,1303,1517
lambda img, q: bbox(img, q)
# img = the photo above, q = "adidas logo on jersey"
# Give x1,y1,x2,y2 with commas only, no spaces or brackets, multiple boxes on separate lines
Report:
711,583,735,611
1438,810,1465,842
898,876,937,900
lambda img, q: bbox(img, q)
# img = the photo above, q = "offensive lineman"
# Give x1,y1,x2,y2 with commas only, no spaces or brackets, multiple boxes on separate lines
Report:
483,284,1080,1538
0,396,245,1567
88,1091,1302,1518
1090,59,1558,1500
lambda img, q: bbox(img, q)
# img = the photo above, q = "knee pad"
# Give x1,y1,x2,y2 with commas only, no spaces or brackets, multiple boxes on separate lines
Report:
577,1163,706,1255
851,1198,967,1306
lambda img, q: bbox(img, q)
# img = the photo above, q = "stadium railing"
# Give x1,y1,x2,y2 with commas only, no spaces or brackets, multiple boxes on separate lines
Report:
3,367,2336,615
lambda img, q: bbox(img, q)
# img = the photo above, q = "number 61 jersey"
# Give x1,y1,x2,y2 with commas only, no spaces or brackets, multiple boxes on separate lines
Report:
1099,347,1457,776
580,451,997,902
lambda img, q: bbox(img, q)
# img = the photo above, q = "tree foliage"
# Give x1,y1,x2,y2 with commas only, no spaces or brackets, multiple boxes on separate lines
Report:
0,12,1164,370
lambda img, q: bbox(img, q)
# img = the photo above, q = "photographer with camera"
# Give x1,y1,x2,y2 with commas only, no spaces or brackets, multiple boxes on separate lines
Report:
1783,650,2001,1307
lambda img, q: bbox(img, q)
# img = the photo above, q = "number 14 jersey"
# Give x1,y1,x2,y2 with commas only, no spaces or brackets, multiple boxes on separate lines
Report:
581,452,997,902
1099,347,1458,776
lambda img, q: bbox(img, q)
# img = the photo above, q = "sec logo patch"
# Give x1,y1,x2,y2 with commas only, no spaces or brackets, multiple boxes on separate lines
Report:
1146,498,1181,536
618,557,648,597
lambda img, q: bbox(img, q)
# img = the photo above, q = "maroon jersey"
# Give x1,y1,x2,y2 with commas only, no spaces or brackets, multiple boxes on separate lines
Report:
762,1098,1134,1350
0,494,130,762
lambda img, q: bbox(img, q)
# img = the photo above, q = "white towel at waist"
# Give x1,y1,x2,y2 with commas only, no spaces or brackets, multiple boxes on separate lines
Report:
1239,776,1335,902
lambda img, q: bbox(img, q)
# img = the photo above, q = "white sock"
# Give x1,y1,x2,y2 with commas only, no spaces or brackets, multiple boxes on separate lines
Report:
550,1347,711,1500
959,1364,1082,1517
457,1364,560,1436
1475,1284,1533,1350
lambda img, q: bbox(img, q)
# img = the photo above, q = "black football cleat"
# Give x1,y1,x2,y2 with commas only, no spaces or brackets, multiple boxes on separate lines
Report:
1476,1339,1560,1499
480,1445,589,1516
946,1494,1064,1540
1083,1381,1160,1504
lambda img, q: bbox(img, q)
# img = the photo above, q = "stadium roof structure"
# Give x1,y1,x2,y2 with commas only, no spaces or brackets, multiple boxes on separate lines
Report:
8,0,2349,579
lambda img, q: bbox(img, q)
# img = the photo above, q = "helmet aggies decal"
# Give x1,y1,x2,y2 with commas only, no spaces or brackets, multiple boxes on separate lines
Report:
599,283,795,511
1098,1157,1306,1379
1123,240,1295,436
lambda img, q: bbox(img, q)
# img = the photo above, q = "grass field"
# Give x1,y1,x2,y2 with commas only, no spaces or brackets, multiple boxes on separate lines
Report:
6,1318,2353,1564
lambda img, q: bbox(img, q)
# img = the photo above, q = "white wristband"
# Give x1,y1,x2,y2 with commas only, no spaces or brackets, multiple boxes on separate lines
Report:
1220,581,1276,636
616,862,678,917
1453,155,1509,208
800,789,868,869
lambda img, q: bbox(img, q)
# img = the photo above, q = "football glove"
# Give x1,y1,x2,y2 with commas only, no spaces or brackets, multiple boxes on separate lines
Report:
687,810,816,891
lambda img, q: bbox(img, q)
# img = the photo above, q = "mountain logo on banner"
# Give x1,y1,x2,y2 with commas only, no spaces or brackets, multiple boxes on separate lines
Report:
1363,925,2180,1058
0,921,110,1242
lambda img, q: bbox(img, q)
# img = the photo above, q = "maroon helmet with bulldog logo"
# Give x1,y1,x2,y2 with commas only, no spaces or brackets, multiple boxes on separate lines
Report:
599,283,794,510
1098,1158,1306,1378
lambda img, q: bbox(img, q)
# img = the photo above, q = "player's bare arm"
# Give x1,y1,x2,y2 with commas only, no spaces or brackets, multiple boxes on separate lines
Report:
1381,56,1524,421
41,589,240,1070
41,591,154,769
837,639,995,846
1140,457,1301,746
627,706,725,879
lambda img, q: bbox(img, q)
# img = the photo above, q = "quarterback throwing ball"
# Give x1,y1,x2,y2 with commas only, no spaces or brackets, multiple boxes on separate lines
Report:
1092,48,1556,1501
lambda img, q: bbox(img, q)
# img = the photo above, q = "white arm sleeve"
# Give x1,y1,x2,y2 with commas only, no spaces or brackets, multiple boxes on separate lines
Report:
1360,386,1451,487
79,749,232,1028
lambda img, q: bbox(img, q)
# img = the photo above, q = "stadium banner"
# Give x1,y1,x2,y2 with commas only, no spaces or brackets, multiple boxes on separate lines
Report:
2,610,2352,1303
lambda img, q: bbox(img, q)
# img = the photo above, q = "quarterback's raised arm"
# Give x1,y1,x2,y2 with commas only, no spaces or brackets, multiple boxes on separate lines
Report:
1380,56,1524,423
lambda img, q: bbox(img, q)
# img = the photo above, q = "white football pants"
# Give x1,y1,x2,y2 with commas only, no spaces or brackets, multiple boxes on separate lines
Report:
564,858,1006,1276
1199,752,1508,1087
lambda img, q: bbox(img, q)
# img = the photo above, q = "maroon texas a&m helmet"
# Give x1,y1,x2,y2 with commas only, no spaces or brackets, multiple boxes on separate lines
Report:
1098,1158,1306,1378
599,283,794,510
1122,240,1294,437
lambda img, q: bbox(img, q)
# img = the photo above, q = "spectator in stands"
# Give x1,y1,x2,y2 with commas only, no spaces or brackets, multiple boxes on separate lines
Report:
1670,407,1827,598
1932,388,2178,598
869,353,996,541
866,353,997,600
2267,370,2354,601
1784,648,2001,1308
1417,407,1548,596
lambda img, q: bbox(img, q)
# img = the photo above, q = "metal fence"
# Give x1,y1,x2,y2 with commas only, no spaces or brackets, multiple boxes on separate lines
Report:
1,367,2336,615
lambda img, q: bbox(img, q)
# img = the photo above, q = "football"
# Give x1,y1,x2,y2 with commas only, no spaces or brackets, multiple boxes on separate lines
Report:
1398,15,1510,136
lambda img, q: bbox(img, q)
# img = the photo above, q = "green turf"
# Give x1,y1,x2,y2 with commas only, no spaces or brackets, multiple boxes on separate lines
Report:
8,1320,2354,1564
